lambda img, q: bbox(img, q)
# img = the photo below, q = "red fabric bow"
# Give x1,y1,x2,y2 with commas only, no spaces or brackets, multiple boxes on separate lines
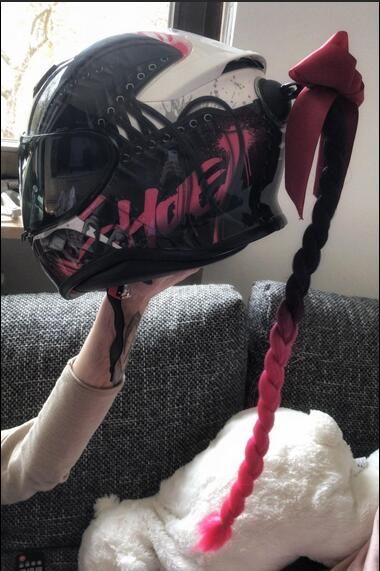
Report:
285,31,365,218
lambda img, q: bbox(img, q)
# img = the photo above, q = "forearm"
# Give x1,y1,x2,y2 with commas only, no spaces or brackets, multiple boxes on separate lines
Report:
1,295,148,505
73,293,148,389
73,271,197,389
1,272,196,505
1,361,123,505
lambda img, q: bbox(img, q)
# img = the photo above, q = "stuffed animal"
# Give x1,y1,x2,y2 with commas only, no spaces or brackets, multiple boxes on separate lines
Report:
79,408,379,571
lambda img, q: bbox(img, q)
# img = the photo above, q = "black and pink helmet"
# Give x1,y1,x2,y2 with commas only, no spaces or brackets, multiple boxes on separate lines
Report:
19,31,291,299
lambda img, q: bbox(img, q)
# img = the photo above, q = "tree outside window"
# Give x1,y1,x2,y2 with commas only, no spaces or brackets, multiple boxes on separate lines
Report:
1,2,171,140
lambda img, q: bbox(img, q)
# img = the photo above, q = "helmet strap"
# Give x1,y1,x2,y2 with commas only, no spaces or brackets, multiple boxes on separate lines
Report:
106,286,126,385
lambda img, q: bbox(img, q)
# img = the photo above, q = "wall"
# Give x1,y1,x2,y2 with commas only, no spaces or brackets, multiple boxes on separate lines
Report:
1,238,56,294
203,2,379,301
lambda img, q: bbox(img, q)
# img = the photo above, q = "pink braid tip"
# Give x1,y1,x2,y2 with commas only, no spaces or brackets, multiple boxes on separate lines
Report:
195,513,233,553
195,300,299,555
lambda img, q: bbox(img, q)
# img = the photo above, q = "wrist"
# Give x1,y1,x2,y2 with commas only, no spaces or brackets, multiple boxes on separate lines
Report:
72,353,113,389
73,294,148,389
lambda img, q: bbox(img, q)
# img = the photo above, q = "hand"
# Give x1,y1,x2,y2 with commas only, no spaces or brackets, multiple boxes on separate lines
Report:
121,268,201,306
73,268,200,388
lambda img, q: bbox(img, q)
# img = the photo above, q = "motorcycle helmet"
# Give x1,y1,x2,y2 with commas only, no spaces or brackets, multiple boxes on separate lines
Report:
19,30,291,299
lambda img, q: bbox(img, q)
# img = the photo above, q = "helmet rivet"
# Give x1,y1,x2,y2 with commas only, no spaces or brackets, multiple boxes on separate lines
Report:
204,113,213,122
116,95,125,103
137,72,145,80
148,63,157,71
126,82,135,90
189,119,198,128
98,118,105,126
107,106,115,114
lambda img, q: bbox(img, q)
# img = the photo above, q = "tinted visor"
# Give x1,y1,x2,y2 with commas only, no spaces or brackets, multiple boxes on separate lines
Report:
19,130,117,233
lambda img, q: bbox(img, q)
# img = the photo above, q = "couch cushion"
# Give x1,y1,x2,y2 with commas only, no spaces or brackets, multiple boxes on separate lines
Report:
247,281,379,458
1,285,248,570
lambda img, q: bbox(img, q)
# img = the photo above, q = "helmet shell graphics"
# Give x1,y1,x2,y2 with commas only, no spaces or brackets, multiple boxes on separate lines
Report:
20,31,288,298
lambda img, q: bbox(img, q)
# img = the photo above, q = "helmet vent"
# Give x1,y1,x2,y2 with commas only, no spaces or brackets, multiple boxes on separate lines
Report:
223,57,264,74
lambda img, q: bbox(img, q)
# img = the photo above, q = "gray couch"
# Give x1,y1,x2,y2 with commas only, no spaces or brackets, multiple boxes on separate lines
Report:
1,282,379,570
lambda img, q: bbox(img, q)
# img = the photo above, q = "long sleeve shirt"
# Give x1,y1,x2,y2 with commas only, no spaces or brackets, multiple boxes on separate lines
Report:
1,359,123,505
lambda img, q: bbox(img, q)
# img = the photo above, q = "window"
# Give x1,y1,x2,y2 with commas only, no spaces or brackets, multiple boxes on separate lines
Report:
1,2,172,141
0,1,227,241
1,2,232,145
0,1,228,295
1,1,234,143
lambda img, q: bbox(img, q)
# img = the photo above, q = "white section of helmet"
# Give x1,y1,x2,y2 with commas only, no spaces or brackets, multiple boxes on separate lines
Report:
138,29,266,120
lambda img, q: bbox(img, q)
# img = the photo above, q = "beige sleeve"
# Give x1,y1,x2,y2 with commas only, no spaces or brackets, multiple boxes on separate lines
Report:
1,359,124,505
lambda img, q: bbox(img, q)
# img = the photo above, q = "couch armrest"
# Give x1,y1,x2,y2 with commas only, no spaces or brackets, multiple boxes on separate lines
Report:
247,281,379,457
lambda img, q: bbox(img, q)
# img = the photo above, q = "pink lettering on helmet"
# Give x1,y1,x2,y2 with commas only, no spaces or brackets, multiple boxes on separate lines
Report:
128,187,159,247
78,129,254,250
79,195,106,221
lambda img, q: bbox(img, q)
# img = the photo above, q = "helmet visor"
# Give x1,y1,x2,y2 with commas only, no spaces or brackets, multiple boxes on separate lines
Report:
19,130,117,233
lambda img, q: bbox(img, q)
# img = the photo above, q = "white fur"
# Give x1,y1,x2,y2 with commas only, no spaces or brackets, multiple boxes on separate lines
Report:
79,408,379,571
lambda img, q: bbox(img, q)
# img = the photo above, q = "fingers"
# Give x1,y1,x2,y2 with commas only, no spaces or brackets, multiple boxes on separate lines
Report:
118,267,202,304
161,267,201,285
157,270,199,288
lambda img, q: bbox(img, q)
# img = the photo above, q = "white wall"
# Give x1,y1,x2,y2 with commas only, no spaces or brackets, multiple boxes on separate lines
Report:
203,2,379,301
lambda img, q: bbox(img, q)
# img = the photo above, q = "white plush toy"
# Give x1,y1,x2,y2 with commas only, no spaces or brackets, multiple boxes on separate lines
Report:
79,408,379,571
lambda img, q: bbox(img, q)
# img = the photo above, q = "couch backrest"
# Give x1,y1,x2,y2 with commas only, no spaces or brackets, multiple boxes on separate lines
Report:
1,285,248,565
247,281,379,457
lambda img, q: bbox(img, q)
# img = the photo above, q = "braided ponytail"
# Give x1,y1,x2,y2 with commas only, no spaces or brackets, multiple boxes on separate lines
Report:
196,98,354,552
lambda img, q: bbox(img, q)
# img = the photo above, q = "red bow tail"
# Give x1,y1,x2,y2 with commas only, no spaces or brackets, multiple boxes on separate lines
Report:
285,31,364,218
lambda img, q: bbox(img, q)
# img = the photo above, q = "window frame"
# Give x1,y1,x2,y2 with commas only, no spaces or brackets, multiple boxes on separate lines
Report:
172,1,224,40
